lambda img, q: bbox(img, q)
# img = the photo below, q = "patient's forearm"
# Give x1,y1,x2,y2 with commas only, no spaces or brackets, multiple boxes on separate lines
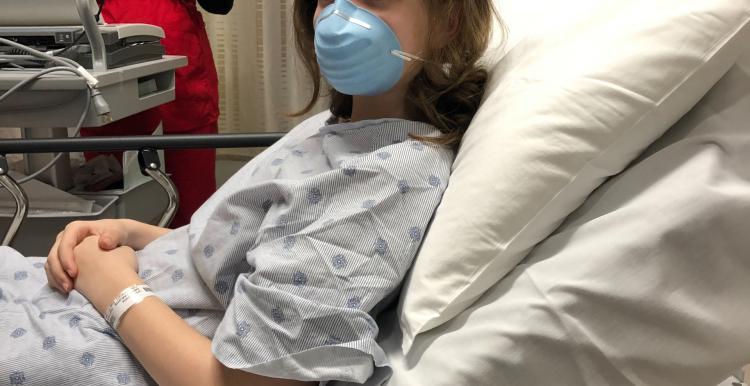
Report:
121,219,172,250
113,295,312,386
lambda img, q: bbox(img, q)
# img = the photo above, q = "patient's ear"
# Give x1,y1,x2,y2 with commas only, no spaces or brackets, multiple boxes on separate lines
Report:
431,2,462,49
446,3,461,40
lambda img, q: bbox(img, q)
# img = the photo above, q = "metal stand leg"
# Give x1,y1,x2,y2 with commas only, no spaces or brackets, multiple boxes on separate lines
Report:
0,155,28,246
138,148,178,228
21,127,73,190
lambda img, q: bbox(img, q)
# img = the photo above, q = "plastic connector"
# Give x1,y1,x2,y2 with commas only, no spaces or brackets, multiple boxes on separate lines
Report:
89,87,112,124
76,66,99,87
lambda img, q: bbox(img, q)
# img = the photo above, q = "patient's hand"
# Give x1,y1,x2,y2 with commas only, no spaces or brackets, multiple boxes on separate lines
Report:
72,235,141,314
45,219,130,294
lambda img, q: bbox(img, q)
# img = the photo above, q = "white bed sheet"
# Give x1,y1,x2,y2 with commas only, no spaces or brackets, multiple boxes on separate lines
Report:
355,55,750,386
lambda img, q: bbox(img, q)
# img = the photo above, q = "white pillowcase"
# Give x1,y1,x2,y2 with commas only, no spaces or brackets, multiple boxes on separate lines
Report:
397,0,750,353
378,52,750,386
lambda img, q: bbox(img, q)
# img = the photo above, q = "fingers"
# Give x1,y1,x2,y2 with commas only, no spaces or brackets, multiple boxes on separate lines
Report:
58,222,85,278
45,232,72,293
98,231,119,250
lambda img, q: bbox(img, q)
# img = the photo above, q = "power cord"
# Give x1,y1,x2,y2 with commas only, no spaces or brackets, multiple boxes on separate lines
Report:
0,37,111,121
0,37,109,185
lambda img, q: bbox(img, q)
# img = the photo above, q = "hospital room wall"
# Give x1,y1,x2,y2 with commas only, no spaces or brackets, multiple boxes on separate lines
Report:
201,1,326,165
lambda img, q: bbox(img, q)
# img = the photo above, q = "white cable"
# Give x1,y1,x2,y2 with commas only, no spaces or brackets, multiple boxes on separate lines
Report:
0,39,112,185
0,37,98,88
0,66,80,104
0,37,76,70
0,55,80,70
14,89,91,185
0,67,91,185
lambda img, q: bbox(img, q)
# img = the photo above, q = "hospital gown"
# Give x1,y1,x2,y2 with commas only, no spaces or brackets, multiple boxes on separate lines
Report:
0,112,454,385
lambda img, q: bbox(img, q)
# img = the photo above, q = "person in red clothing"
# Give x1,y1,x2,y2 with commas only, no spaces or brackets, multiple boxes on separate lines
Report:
81,0,233,228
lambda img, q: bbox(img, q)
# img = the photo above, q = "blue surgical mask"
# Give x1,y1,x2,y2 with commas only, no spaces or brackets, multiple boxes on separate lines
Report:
314,0,423,96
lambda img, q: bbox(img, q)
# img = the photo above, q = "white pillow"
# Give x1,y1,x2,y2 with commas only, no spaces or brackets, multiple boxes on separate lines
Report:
397,0,750,353
378,53,750,385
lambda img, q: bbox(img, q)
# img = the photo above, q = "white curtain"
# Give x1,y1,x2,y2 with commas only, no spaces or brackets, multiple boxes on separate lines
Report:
201,1,326,157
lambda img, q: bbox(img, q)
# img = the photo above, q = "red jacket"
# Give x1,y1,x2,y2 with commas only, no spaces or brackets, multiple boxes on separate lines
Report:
83,0,220,227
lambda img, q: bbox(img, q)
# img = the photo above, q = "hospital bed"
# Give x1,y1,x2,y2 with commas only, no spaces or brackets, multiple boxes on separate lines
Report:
2,0,750,385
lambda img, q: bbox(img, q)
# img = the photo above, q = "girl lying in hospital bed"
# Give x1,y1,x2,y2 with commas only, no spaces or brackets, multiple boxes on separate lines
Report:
0,1,499,385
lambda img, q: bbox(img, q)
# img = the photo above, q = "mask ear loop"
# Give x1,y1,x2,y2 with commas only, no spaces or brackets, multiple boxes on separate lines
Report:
391,50,424,62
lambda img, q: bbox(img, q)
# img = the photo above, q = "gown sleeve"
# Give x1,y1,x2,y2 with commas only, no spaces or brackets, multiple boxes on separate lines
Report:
210,139,454,384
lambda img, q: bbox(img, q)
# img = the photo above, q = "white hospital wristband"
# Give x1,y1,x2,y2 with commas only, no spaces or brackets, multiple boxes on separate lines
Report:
105,284,155,330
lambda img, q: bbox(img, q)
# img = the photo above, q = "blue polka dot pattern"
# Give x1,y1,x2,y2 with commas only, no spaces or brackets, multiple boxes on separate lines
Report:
139,269,153,279
236,321,251,337
346,296,361,309
283,236,296,250
271,158,284,166
411,141,425,151
409,226,422,242
292,271,308,287
292,149,306,157
10,328,26,338
362,200,376,209
117,373,131,385
324,336,342,345
331,254,347,269
377,152,391,160
13,271,28,281
271,308,285,323
343,166,357,177
69,315,81,328
277,215,290,226
171,269,184,282
307,188,323,205
374,238,389,256
80,352,95,367
428,175,441,187
33,262,45,269
261,199,273,213
165,249,178,255
397,180,410,194
230,221,240,235
42,336,56,350
203,245,215,258
214,280,230,294
9,371,25,385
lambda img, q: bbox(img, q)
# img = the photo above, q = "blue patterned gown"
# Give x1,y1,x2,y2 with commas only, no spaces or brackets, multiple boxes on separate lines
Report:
0,112,454,385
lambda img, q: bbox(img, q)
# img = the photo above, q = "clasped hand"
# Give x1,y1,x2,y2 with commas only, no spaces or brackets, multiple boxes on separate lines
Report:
44,220,138,301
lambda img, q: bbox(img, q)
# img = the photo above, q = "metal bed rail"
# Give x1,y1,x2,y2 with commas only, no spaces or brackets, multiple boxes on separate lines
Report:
0,133,285,245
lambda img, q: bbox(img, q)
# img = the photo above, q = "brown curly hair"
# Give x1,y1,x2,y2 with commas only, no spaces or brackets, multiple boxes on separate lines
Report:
292,0,501,147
